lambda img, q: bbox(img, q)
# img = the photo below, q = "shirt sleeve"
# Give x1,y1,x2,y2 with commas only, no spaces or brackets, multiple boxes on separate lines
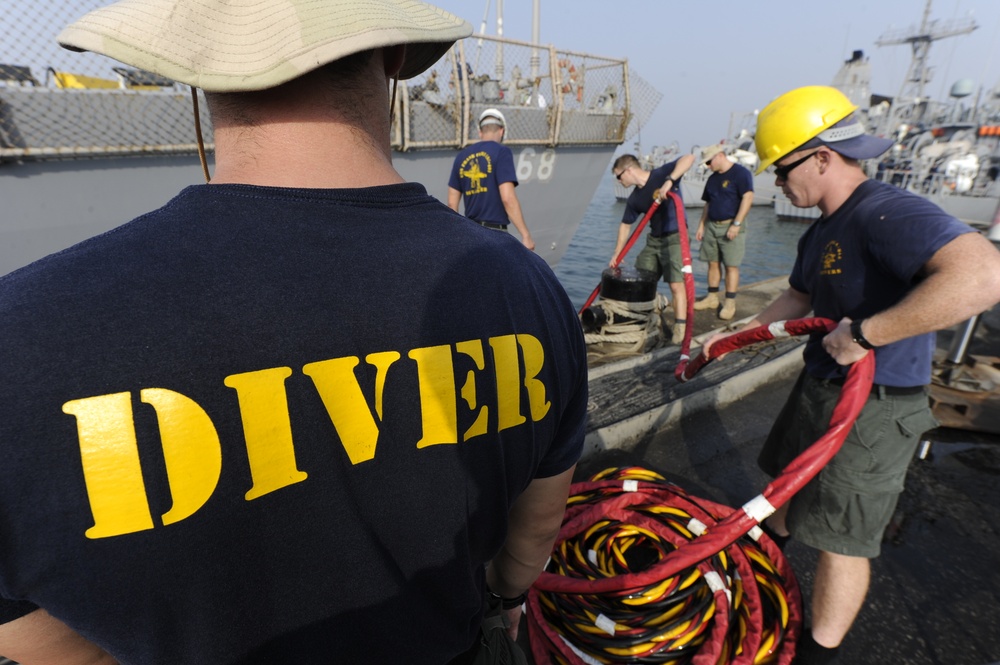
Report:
494,145,519,187
0,597,39,624
862,192,975,282
447,153,463,191
739,166,754,194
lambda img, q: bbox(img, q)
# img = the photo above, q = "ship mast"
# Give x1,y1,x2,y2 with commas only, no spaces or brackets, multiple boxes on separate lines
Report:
875,0,977,128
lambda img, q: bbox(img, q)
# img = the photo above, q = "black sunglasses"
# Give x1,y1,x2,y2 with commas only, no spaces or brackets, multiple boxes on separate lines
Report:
614,166,629,181
773,150,820,180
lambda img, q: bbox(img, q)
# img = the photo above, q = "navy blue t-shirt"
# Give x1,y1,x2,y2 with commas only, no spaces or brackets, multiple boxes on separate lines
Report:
790,179,974,386
621,161,684,236
448,140,519,225
701,162,753,221
0,183,587,664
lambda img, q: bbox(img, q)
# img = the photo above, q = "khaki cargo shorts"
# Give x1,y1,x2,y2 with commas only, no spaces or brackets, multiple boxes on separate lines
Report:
635,233,684,283
758,371,937,558
698,219,746,266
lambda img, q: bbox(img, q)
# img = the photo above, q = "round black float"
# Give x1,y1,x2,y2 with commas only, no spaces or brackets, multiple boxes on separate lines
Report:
599,266,659,302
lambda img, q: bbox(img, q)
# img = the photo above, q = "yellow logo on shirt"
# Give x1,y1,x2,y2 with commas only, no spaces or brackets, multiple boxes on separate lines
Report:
459,152,493,195
64,334,551,539
821,241,843,275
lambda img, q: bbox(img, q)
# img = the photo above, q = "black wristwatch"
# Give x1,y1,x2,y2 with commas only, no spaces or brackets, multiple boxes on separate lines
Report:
488,589,528,610
850,318,875,350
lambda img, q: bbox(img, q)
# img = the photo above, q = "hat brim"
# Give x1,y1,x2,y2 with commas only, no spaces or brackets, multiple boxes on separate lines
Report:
58,0,473,92
699,144,725,164
821,133,894,161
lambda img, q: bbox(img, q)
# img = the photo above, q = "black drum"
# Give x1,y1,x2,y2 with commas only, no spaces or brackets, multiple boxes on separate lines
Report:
599,266,658,302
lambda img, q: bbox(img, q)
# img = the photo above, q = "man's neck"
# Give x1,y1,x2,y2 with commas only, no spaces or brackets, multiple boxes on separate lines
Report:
210,120,403,188
817,169,869,217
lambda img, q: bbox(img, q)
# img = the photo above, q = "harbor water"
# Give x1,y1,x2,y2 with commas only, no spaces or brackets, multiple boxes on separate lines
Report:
554,169,806,310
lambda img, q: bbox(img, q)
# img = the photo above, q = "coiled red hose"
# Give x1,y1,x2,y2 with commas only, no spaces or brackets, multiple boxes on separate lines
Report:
529,315,876,663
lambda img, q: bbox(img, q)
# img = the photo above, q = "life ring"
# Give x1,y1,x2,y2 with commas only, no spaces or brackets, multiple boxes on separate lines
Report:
558,58,583,103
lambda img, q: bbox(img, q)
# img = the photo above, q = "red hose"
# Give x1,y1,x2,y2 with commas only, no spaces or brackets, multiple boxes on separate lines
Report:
666,190,696,380
579,200,662,315
529,317,875,663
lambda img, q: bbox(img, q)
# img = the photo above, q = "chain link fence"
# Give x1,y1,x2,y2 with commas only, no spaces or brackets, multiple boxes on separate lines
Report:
2,2,661,162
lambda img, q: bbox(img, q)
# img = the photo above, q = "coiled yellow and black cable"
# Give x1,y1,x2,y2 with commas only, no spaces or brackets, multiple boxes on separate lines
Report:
526,467,802,664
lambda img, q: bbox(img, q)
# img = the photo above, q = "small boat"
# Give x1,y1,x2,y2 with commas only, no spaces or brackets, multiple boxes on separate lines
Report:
0,1,660,276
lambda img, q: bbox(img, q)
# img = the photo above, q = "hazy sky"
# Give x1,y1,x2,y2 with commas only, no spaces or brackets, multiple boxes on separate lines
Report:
430,0,1000,155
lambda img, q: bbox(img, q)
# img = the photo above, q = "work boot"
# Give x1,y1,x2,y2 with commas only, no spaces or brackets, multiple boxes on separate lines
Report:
718,297,737,320
671,321,686,345
693,291,720,311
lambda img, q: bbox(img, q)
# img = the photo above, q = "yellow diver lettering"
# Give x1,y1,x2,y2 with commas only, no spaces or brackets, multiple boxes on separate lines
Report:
64,334,551,538
303,351,401,465
517,334,552,422
410,344,459,448
141,389,222,526
65,388,223,539
224,367,307,501
64,392,154,539
456,339,488,441
491,335,527,431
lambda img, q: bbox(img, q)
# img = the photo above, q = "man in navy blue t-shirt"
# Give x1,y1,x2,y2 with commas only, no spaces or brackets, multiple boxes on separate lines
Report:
707,85,1000,665
448,108,535,251
610,152,695,344
0,2,586,664
693,144,754,320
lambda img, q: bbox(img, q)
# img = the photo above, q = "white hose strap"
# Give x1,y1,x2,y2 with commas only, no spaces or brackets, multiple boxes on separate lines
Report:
681,264,693,274
687,517,707,536
623,479,639,492
560,636,605,665
748,525,765,541
679,353,690,362
742,494,777,523
767,321,790,338
703,571,732,604
595,613,617,636
817,121,866,143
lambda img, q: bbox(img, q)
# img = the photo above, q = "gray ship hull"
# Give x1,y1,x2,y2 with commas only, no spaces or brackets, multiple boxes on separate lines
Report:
2,3,657,277
1,143,614,277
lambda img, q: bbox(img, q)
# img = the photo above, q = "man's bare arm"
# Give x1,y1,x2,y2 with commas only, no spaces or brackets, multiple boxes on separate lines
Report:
447,186,461,213
498,182,534,250
0,609,117,665
487,466,574,638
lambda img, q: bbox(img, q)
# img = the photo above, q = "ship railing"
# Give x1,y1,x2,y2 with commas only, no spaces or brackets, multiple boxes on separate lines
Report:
392,34,632,152
875,166,999,199
1,9,653,164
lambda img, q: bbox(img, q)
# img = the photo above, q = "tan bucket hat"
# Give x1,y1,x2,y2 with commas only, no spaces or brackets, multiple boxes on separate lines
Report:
699,143,726,164
58,0,473,92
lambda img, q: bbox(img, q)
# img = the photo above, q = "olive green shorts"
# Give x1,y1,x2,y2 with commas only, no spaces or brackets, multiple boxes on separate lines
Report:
698,220,746,266
635,233,684,283
758,371,938,558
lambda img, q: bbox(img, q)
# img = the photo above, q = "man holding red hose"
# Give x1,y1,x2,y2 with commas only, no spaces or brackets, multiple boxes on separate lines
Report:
706,85,1000,664
611,153,695,344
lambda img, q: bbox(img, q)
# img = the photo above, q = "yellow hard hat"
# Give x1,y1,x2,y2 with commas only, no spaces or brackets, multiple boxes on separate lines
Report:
754,86,858,174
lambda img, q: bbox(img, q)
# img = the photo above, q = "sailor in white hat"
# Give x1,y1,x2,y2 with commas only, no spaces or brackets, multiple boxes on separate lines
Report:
447,107,536,250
